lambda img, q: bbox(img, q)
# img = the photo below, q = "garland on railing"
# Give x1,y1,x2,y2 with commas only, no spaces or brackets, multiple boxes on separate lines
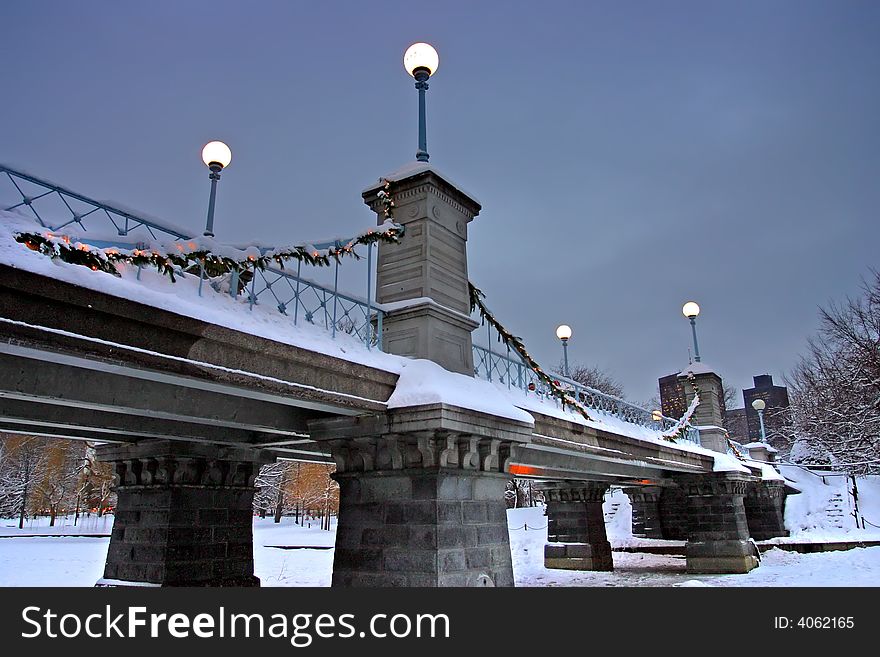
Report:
376,178,395,220
468,282,595,422
14,220,404,283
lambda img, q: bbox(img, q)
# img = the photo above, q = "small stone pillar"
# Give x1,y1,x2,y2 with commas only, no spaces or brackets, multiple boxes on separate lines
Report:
538,481,613,571
744,443,776,463
678,473,759,574
626,486,664,539
363,166,480,375
680,367,728,453
96,440,271,587
309,404,532,587
744,480,789,540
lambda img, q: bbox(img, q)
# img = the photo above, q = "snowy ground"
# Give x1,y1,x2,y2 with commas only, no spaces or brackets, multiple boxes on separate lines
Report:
3,469,879,587
2,505,880,587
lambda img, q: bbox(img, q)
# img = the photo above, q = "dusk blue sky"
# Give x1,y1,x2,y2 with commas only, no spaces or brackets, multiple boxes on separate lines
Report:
2,1,878,405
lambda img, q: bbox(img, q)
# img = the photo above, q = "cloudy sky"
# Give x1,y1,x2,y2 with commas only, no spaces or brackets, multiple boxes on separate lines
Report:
2,1,878,405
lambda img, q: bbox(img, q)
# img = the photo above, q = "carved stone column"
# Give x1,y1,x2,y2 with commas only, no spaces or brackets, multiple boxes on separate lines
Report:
96,440,272,587
744,480,789,540
626,486,664,539
677,473,760,574
309,403,532,587
537,481,613,571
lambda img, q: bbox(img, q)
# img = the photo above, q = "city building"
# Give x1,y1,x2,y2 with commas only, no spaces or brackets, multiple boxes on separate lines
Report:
742,374,790,448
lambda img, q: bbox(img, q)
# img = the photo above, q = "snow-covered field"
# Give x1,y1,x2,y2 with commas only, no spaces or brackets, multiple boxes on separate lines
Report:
2,469,878,587
2,504,880,587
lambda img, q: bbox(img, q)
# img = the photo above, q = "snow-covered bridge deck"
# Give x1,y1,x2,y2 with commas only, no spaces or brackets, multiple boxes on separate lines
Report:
0,262,716,482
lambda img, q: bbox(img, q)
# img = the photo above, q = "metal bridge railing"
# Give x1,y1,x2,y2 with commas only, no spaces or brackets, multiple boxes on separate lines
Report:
1,163,384,350
473,343,700,444
0,164,190,243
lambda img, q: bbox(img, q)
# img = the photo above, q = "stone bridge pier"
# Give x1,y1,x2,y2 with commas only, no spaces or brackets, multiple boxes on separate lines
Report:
675,473,760,574
97,440,272,586
309,404,532,587
744,480,788,541
537,481,613,571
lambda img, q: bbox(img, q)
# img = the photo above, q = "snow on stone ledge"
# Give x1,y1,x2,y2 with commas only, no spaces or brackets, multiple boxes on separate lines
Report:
362,161,482,206
712,452,751,474
677,360,717,376
386,358,533,424
743,441,779,453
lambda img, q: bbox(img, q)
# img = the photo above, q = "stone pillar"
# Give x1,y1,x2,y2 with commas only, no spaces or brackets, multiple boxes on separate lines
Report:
744,480,789,540
681,368,729,453
745,443,777,463
309,404,532,587
96,440,271,587
538,482,613,571
678,473,759,574
657,486,689,540
363,167,480,375
626,486,664,539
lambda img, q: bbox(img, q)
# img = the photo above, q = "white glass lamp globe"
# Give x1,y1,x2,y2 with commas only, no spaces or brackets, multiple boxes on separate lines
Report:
202,141,232,169
652,410,663,422
752,398,766,411
682,301,700,319
404,42,439,77
556,324,572,341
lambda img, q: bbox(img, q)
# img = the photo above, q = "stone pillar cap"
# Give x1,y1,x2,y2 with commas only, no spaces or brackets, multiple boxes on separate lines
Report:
677,361,718,377
362,161,482,210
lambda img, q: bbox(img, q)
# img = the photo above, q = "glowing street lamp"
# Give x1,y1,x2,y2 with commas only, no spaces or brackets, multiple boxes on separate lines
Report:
752,398,768,443
403,42,439,162
556,324,572,377
682,301,702,362
201,140,232,237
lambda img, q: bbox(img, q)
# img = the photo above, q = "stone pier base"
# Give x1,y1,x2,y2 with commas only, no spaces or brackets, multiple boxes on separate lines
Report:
333,469,513,587
97,440,271,587
308,403,533,588
678,473,759,574
539,482,613,571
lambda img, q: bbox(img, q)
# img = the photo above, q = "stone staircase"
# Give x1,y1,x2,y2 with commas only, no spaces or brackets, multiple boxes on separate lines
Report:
825,492,847,529
603,491,623,523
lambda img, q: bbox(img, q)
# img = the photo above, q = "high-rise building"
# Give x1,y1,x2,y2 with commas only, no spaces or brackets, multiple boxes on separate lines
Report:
742,374,790,447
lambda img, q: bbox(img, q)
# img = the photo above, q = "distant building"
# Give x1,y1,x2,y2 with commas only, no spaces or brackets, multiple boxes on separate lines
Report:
724,407,749,443
658,372,688,420
742,374,790,448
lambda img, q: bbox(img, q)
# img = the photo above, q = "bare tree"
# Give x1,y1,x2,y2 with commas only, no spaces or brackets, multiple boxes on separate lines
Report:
561,361,626,399
782,270,880,475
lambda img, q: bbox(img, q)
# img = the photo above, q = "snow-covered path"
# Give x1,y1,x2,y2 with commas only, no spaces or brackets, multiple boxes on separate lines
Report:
2,509,879,587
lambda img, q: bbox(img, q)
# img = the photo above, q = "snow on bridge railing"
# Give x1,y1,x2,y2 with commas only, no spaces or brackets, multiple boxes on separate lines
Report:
472,343,701,444
1,163,385,349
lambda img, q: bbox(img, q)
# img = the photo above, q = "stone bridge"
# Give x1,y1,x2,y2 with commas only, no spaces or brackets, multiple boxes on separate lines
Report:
0,162,790,586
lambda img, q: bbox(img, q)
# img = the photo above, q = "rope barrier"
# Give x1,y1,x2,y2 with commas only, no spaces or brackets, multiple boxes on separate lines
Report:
507,523,548,531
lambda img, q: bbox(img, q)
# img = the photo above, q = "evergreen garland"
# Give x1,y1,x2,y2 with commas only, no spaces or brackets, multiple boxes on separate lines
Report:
661,371,700,441
14,219,404,283
468,282,595,423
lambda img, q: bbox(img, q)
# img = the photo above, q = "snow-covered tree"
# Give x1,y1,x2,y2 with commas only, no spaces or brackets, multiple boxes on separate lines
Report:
0,435,48,527
783,270,880,475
